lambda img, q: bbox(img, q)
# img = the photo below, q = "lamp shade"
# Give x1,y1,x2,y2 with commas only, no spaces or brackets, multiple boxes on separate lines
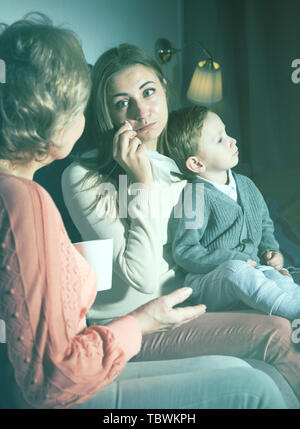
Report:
187,60,222,105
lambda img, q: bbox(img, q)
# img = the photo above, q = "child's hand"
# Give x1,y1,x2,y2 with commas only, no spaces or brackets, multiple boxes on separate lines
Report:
247,259,257,267
264,251,284,270
279,268,293,279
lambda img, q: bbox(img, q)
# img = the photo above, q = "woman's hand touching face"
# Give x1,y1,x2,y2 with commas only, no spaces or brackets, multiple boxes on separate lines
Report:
112,120,153,186
107,64,168,150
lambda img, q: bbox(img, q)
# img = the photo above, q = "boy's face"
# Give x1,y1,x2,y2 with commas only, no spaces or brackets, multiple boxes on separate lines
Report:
195,111,239,173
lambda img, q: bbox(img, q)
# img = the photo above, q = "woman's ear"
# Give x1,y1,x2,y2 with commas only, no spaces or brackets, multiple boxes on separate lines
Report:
162,78,168,93
186,156,205,174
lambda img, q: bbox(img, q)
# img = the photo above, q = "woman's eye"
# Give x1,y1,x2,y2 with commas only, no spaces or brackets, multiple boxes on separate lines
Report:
115,100,129,110
218,138,223,143
143,88,155,97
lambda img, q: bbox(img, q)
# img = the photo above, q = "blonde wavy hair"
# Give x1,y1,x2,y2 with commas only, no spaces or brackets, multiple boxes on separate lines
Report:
0,12,91,165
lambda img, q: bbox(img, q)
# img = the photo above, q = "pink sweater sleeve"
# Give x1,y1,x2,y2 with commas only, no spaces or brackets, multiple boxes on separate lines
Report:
0,174,142,409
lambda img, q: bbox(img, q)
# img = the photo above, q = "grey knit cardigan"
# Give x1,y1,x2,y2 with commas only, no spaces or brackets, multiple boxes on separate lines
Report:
169,172,280,275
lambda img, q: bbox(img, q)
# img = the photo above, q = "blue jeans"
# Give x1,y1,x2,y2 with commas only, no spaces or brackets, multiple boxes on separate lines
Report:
186,261,300,319
73,355,286,409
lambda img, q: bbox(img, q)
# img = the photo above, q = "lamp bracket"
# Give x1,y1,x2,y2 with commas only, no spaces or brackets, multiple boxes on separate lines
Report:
155,38,213,64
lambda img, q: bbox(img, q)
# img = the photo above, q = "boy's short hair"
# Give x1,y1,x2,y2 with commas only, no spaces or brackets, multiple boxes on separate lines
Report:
0,12,91,165
161,105,209,178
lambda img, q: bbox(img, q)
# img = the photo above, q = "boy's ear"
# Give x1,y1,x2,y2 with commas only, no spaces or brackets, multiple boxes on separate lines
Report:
162,78,168,93
186,156,205,174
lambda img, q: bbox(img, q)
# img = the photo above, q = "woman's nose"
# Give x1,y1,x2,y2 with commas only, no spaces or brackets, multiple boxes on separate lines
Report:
130,100,147,120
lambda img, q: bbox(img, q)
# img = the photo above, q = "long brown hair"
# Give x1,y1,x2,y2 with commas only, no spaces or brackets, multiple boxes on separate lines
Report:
75,44,170,213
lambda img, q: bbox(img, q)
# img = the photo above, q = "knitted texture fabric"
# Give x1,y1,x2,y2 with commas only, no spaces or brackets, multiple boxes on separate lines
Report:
61,150,187,324
170,172,280,275
0,173,141,408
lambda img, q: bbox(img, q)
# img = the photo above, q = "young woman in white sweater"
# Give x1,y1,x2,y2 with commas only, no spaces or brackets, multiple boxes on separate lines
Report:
62,44,300,403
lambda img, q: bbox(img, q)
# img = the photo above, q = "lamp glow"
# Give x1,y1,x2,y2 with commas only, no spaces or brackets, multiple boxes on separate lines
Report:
187,60,222,105
155,38,222,105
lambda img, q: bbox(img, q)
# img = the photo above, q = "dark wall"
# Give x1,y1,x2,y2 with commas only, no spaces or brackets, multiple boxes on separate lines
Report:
182,0,300,178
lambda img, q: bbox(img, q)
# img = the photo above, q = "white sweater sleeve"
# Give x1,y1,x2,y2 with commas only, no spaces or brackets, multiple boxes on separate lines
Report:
61,163,163,294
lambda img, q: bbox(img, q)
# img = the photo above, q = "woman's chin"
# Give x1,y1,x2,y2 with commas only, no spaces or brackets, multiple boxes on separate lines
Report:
137,127,164,145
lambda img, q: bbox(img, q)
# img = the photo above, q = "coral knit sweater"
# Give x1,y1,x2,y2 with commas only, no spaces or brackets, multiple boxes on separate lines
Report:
0,172,142,409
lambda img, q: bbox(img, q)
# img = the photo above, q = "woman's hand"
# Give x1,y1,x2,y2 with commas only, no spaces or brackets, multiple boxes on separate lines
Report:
129,287,206,335
112,121,153,187
279,268,293,279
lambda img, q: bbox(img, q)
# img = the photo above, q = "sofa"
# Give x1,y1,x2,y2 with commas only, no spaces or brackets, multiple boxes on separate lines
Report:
30,160,300,409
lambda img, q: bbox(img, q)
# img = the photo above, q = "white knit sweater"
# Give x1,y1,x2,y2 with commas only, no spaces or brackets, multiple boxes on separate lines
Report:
61,150,187,324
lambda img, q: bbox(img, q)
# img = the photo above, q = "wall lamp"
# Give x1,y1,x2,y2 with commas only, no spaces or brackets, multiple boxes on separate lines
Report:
155,38,222,105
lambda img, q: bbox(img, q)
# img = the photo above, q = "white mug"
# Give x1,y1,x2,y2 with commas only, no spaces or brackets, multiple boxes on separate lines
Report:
74,239,113,291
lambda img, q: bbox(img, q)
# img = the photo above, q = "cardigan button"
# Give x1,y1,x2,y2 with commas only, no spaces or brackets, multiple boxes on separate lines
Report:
242,239,252,244
24,357,30,363
1,243,7,248
6,265,11,271
240,239,253,251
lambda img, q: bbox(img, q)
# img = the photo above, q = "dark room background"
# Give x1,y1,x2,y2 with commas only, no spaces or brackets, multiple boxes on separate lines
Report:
182,0,300,232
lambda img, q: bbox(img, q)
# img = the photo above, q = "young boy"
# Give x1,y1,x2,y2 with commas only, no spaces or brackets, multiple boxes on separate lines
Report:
164,105,300,319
